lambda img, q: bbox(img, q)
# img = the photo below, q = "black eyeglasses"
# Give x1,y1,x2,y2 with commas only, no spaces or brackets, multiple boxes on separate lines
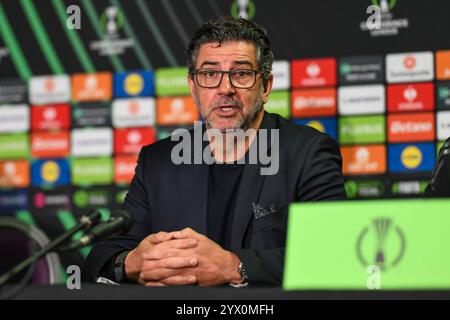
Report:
192,69,262,89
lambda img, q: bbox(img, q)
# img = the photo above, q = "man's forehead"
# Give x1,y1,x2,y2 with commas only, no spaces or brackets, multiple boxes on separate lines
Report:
196,41,257,65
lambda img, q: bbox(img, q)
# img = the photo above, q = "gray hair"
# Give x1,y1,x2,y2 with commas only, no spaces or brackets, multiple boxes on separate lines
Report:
186,16,274,85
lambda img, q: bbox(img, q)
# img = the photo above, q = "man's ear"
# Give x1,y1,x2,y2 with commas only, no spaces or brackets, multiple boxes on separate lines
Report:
188,74,196,100
262,74,273,104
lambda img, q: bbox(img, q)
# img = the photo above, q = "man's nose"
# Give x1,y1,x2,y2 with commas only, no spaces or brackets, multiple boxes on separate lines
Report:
217,73,236,95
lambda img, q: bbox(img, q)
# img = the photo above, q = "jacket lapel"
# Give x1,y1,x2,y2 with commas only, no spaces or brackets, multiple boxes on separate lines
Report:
230,112,278,249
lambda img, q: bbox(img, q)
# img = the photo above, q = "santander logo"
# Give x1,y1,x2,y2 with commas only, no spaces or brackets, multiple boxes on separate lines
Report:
128,101,140,114
403,56,417,70
44,79,55,93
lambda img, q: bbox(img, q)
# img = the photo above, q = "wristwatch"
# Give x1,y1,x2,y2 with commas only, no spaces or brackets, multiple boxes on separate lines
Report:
113,250,129,283
230,261,249,288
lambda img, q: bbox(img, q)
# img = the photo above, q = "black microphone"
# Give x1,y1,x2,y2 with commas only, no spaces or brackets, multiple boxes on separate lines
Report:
59,210,134,252
426,137,450,197
0,210,102,287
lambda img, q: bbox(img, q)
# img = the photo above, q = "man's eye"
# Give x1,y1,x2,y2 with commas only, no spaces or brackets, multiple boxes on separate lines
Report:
201,71,218,78
234,70,251,78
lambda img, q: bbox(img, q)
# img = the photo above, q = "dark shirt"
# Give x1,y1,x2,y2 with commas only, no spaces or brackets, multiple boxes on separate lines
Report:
207,162,244,251
100,161,245,282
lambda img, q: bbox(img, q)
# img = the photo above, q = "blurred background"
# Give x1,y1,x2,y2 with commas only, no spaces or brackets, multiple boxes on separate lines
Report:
0,0,450,284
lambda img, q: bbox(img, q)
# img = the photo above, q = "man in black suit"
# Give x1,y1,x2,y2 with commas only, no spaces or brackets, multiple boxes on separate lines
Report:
85,16,346,287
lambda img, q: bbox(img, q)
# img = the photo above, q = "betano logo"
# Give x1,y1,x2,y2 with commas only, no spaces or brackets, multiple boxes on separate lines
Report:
291,88,336,118
400,146,422,169
115,156,138,184
388,113,435,142
31,132,70,158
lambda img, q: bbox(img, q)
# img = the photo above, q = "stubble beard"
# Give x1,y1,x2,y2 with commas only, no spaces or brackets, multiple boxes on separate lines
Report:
194,91,264,134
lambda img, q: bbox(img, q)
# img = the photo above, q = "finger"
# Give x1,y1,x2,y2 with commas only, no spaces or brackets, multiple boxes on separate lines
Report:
160,275,197,286
144,241,197,260
139,268,181,282
147,231,174,244
169,238,198,249
142,256,198,270
172,227,197,239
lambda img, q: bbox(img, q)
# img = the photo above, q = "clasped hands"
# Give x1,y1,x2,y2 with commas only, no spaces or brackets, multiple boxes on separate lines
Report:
124,228,242,287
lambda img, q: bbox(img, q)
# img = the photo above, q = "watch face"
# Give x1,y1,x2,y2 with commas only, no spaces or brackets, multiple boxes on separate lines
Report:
239,262,249,281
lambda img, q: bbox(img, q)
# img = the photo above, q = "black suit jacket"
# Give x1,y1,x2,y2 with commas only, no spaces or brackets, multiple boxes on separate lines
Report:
85,112,346,286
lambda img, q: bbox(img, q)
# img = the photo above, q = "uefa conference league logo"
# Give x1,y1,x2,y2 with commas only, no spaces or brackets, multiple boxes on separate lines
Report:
356,218,406,271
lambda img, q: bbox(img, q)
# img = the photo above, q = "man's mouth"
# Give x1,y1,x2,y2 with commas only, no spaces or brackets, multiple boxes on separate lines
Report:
219,106,238,112
214,105,240,116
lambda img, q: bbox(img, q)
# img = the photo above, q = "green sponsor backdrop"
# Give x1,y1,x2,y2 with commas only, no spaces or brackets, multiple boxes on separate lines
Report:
339,115,385,144
265,91,290,119
0,133,29,159
155,67,190,96
71,158,113,186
